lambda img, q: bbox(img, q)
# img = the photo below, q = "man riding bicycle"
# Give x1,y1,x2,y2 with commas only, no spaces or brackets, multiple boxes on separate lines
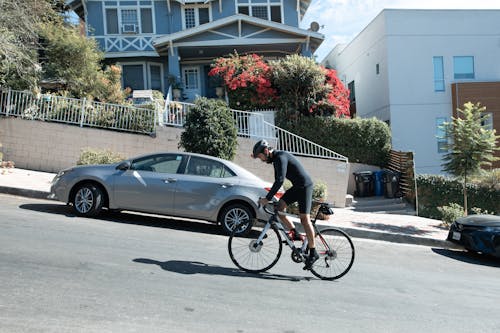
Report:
252,139,319,270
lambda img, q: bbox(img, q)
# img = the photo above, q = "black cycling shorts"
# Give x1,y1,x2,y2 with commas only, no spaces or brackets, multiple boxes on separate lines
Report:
281,184,313,214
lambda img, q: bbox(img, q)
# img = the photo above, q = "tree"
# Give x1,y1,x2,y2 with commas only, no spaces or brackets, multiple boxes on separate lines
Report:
0,0,58,89
39,22,106,99
209,52,277,110
270,54,328,117
441,102,500,214
179,97,238,160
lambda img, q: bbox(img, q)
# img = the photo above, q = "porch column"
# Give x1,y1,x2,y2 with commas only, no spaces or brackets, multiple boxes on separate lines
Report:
168,47,181,83
301,42,313,58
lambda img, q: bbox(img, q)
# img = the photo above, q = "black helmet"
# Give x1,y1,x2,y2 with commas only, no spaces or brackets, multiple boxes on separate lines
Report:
252,139,270,158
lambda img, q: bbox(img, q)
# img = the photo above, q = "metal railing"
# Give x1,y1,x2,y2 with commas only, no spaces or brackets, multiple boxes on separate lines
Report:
162,101,348,162
0,88,348,161
0,89,156,134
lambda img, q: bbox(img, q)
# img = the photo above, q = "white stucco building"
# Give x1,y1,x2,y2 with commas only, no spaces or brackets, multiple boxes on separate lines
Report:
322,9,500,174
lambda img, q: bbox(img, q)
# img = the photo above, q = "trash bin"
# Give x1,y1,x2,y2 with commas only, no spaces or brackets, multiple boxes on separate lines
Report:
383,170,401,198
353,171,375,197
373,170,385,196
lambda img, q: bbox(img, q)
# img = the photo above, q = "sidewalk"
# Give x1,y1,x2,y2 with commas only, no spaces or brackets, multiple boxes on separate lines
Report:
0,167,458,249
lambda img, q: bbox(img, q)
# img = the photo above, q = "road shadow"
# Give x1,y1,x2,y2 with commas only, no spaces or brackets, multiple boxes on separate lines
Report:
19,203,223,236
133,258,313,282
352,221,434,236
432,248,500,268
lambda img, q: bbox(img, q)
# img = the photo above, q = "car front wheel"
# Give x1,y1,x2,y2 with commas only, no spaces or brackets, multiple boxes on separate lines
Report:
72,183,104,217
220,203,254,236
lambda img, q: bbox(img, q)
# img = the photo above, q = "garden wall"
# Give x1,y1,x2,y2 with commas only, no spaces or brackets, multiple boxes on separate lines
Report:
0,118,349,207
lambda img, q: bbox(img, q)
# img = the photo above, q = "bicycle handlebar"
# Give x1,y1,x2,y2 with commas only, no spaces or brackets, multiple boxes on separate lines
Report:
258,197,279,215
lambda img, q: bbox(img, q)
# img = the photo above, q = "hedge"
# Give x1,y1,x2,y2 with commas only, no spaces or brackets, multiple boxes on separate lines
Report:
416,174,500,219
277,115,391,166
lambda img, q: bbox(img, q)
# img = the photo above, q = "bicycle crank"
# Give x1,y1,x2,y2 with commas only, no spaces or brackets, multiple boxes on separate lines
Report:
291,249,304,263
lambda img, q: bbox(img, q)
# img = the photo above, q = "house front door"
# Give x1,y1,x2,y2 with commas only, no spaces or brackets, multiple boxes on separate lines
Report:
182,66,201,102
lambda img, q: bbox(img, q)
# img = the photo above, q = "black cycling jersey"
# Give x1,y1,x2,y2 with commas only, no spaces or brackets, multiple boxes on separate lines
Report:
265,150,313,201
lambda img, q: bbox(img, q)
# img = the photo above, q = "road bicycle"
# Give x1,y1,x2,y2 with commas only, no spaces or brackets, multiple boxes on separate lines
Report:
228,200,355,280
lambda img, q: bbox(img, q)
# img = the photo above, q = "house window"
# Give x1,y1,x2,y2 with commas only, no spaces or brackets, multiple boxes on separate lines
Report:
453,56,474,79
122,63,164,91
375,63,380,75
122,65,145,91
433,56,445,92
149,64,163,91
182,5,211,29
104,4,154,35
237,0,282,23
183,68,199,90
436,117,448,153
105,9,119,34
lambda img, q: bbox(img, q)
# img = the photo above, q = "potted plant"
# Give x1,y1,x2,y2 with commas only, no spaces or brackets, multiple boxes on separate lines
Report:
168,75,183,100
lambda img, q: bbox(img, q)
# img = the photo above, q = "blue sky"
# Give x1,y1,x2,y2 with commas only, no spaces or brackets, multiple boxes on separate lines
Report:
301,0,500,62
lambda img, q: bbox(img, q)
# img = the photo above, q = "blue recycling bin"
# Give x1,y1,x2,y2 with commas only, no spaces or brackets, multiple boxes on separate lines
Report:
373,170,385,196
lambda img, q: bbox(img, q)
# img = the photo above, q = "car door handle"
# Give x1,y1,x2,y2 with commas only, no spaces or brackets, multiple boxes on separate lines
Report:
220,183,234,188
163,178,177,183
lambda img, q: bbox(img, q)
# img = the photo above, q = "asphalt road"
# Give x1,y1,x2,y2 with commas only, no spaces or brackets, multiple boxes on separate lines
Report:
1,194,499,333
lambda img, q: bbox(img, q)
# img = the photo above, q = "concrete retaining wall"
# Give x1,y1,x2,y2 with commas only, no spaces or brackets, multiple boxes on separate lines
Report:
0,118,349,207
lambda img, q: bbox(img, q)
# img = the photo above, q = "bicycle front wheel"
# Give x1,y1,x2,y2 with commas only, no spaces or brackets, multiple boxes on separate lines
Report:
228,225,282,273
310,228,355,280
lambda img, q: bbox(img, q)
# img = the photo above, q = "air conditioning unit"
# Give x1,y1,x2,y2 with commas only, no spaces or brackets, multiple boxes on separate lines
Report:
122,24,137,34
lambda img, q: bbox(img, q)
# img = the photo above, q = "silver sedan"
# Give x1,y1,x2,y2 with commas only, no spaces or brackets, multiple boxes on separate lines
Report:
50,152,275,235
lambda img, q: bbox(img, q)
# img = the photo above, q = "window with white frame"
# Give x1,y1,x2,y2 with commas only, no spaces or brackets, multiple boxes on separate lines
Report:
182,5,211,29
183,67,199,90
237,0,282,23
121,63,164,91
104,4,154,35
453,56,474,79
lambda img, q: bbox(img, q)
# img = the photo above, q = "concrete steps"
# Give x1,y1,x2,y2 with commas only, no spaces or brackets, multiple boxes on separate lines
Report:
350,196,416,215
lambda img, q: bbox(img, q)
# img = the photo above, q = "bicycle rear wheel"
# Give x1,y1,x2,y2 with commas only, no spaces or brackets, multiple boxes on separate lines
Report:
228,225,282,273
310,228,355,280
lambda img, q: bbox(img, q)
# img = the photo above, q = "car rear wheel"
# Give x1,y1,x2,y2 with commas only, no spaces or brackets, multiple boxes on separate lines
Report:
220,203,254,236
72,183,104,217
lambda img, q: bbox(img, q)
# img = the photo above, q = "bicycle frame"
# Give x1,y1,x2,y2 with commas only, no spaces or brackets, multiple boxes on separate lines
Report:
258,202,333,259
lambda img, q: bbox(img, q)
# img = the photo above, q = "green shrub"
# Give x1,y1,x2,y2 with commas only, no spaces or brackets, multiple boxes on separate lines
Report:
277,115,391,166
437,203,464,226
416,174,500,219
77,148,125,165
284,180,328,218
179,97,238,160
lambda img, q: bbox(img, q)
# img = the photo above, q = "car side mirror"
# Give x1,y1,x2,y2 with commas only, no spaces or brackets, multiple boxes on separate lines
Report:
116,161,131,171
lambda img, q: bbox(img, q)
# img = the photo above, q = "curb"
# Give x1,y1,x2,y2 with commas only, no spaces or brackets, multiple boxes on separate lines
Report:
0,185,459,250
337,225,462,250
0,186,53,201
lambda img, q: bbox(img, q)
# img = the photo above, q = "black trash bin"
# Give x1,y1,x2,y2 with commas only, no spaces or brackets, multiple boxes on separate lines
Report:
383,170,401,198
353,171,375,197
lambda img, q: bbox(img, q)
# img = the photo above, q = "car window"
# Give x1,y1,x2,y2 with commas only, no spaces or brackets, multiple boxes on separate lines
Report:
131,154,183,174
185,156,235,178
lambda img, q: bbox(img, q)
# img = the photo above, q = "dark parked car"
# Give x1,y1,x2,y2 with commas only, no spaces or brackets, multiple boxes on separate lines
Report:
447,214,500,257
50,152,277,235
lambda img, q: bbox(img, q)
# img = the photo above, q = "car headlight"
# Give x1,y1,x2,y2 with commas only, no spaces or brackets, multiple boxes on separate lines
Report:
52,168,74,183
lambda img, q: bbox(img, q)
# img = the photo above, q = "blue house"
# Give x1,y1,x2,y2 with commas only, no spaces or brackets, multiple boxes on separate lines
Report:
68,0,323,101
